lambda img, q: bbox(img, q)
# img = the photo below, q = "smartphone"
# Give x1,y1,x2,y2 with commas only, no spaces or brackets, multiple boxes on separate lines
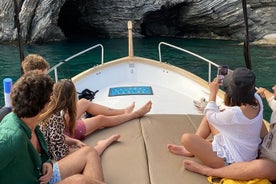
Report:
217,65,228,84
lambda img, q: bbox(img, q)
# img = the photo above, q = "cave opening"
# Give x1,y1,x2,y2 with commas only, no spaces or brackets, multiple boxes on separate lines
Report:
140,3,195,37
58,0,100,39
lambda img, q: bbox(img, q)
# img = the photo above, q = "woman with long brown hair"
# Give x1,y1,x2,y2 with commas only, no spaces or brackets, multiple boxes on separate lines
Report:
40,79,152,161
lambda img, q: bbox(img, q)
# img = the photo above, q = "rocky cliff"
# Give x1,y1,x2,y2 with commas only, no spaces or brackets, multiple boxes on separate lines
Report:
0,0,275,44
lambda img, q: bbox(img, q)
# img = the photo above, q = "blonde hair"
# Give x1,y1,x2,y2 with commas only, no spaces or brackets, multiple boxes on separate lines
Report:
22,54,50,74
41,79,77,136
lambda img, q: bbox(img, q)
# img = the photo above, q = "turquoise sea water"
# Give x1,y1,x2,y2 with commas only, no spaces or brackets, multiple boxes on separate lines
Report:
0,37,275,119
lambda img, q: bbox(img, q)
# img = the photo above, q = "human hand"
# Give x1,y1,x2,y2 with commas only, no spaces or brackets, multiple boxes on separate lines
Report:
209,77,220,92
208,77,220,101
256,87,266,98
39,162,53,184
75,139,86,148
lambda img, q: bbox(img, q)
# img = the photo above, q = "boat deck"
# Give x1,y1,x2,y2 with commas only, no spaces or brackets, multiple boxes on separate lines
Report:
73,56,224,115
91,81,207,114
84,114,210,184
71,54,225,183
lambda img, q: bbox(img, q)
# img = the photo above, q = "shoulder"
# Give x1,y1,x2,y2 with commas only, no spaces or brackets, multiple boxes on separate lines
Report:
254,93,263,106
40,113,65,130
0,119,27,160
0,113,26,142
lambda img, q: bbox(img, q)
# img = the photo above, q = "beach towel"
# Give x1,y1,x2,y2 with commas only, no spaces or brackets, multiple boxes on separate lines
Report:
208,176,271,184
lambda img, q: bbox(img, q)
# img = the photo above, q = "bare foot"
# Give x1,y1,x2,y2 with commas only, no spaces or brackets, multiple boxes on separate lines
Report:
183,160,208,176
94,134,120,156
124,102,135,114
133,101,152,117
167,144,194,157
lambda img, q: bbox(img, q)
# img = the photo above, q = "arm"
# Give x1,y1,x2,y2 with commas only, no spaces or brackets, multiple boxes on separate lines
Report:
260,121,269,140
204,77,220,115
257,87,276,111
204,77,230,125
257,87,274,101
208,77,220,102
65,135,86,148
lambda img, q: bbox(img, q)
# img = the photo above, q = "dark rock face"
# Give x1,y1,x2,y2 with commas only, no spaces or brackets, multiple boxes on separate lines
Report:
0,0,65,43
0,0,275,43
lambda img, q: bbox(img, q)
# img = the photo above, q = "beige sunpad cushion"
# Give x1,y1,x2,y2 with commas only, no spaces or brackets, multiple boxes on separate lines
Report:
84,118,150,184
140,114,209,184
84,114,208,184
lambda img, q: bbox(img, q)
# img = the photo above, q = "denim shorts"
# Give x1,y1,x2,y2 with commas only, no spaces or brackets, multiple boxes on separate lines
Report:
49,162,61,184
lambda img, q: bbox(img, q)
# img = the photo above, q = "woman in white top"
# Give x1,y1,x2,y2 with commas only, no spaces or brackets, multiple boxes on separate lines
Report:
168,67,263,168
167,84,276,183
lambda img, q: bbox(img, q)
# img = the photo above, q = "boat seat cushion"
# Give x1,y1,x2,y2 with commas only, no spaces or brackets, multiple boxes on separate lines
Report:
84,114,209,184
84,118,151,184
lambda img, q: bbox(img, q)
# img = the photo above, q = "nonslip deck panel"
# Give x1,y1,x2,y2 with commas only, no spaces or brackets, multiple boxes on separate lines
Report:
109,86,153,96
84,114,208,184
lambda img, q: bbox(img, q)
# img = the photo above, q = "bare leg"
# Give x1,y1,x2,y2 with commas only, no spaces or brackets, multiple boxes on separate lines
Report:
183,159,276,181
77,99,135,119
124,102,135,114
195,116,212,138
167,116,217,157
183,160,215,176
94,134,120,155
181,133,225,168
168,132,223,167
83,101,152,136
58,146,105,184
58,174,104,184
167,144,194,156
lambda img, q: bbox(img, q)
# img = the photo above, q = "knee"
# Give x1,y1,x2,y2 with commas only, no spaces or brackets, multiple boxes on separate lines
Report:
254,159,276,180
78,98,90,106
202,116,208,122
94,114,107,124
72,174,85,181
86,146,99,157
80,146,98,157
67,174,88,183
181,133,194,146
